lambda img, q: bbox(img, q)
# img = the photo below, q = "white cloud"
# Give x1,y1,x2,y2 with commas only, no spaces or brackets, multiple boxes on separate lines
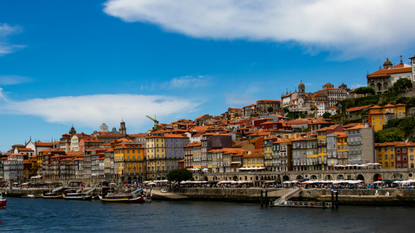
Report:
103,0,415,59
225,84,261,107
0,75,32,85
140,75,212,90
225,94,256,107
166,75,211,89
351,84,365,88
0,89,200,129
0,23,24,56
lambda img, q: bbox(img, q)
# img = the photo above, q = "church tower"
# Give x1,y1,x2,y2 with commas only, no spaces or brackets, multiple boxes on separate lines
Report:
298,80,305,99
119,120,127,136
69,126,76,135
383,58,392,69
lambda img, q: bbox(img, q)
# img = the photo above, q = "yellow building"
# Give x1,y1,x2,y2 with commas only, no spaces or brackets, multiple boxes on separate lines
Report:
114,143,145,182
242,149,264,169
369,104,406,132
263,137,274,171
317,129,328,170
146,134,189,180
336,132,349,165
375,142,396,169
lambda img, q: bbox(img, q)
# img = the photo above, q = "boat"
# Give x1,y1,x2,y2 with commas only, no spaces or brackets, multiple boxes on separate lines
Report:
144,189,153,203
42,186,65,199
99,188,145,203
42,192,63,199
63,187,95,200
0,191,6,209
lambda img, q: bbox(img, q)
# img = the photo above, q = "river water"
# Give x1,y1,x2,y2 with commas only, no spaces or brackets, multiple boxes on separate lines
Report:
1,197,415,232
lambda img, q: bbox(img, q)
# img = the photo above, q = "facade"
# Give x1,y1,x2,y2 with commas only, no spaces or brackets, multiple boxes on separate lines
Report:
367,58,412,94
346,125,375,164
272,138,292,172
114,143,145,183
369,104,406,132
146,134,188,180
376,142,397,169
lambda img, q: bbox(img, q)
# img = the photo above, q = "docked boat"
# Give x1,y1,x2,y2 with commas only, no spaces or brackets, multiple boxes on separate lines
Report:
42,186,65,199
99,188,145,203
0,191,6,209
63,187,95,200
42,192,63,199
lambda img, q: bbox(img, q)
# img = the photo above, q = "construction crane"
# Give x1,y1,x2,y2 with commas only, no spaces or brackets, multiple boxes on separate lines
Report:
146,115,159,131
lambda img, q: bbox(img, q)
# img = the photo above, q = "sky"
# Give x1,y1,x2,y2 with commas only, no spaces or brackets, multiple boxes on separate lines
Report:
1,0,415,152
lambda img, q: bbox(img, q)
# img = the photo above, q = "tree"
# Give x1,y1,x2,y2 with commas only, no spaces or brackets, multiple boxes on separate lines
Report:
375,130,404,143
166,168,193,184
323,112,331,119
398,117,415,138
283,107,289,113
267,106,274,113
392,78,412,91
355,86,375,95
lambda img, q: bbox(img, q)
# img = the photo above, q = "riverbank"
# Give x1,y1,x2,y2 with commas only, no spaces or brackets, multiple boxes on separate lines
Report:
2,187,415,206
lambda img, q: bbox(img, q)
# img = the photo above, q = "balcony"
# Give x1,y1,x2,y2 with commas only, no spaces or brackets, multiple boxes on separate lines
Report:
348,141,361,145
318,142,327,147
348,150,361,155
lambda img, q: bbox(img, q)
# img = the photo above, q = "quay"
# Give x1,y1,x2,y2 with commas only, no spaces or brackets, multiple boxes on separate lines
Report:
3,187,414,206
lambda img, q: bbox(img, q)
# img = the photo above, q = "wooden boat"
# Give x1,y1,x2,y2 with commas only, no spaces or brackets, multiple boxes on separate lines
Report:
0,191,6,209
99,188,145,203
99,193,144,203
41,192,63,199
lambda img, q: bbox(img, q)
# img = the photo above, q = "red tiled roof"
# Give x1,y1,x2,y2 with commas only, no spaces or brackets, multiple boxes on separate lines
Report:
367,67,412,77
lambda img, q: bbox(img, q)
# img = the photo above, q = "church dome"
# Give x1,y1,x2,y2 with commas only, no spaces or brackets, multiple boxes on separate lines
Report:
299,81,305,88
383,58,392,66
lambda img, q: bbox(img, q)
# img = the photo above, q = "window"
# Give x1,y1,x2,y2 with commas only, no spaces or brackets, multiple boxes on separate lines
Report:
385,162,388,167
403,148,407,153
404,156,407,161
384,155,388,160
397,148,401,153
391,154,394,159
391,162,394,167
397,156,401,161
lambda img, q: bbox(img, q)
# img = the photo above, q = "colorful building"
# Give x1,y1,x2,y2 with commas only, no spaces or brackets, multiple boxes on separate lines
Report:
114,143,145,183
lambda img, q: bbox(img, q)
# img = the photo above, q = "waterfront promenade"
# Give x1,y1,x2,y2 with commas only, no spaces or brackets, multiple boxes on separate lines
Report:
2,186,415,206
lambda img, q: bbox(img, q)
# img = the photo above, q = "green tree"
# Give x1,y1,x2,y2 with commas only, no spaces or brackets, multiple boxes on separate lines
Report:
267,106,274,113
323,112,331,118
375,130,404,143
392,78,412,91
398,117,415,138
166,168,193,184
283,107,289,113
355,86,375,95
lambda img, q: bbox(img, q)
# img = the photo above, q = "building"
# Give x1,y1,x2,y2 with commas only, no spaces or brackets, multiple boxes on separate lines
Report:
375,142,397,169
114,143,145,183
367,57,413,94
146,134,189,180
272,138,292,172
368,104,406,132
256,100,281,114
346,125,375,165
3,154,24,181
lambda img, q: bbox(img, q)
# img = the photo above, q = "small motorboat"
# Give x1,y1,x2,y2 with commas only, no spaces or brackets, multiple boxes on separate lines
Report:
0,191,7,209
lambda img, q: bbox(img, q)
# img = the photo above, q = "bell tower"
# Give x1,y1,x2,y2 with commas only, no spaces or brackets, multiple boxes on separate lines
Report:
119,120,127,136
298,80,305,99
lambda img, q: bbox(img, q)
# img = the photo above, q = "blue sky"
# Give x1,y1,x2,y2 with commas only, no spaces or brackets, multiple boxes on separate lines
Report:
1,0,415,152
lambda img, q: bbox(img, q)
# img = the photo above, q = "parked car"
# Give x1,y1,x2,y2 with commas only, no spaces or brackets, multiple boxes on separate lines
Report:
160,189,167,193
